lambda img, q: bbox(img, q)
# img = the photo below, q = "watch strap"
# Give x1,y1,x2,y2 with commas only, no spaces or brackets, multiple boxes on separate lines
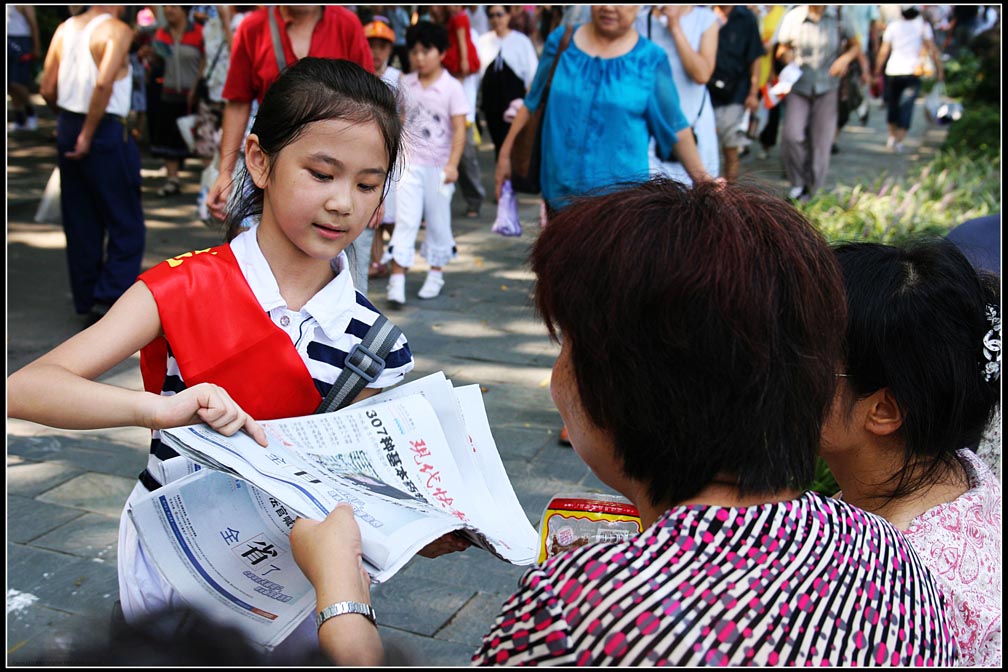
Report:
316,601,377,630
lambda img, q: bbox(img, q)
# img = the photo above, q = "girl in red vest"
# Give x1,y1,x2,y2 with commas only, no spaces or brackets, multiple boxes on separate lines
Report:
8,57,467,660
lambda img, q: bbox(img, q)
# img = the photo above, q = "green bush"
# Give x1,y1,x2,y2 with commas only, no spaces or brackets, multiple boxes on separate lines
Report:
965,28,1001,106
802,150,1000,244
939,52,980,99
942,103,1001,157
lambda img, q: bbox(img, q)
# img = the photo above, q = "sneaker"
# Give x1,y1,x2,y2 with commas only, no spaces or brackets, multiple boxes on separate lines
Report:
386,274,406,306
755,146,769,160
417,272,445,299
25,115,38,131
787,185,805,201
158,180,181,197
894,142,904,154
886,136,896,150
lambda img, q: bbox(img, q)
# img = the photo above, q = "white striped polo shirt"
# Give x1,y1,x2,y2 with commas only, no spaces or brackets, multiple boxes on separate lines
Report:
140,225,414,491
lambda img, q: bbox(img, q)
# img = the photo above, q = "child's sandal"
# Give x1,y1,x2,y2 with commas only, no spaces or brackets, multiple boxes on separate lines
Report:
368,262,389,278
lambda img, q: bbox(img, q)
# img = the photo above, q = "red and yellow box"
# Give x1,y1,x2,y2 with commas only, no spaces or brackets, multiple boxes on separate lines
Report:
537,493,642,562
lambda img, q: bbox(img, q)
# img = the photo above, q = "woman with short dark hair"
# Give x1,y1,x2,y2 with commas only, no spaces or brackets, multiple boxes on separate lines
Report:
292,179,959,666
822,237,1001,667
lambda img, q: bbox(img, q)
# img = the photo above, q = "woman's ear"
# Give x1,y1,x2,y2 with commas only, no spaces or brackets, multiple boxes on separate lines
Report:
245,133,270,190
863,388,903,437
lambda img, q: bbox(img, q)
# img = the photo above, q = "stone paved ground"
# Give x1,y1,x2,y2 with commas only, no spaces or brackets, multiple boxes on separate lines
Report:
7,93,946,666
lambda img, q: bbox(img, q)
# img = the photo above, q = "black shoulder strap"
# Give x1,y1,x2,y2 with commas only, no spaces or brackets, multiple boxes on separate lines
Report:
207,39,227,79
315,314,403,413
267,6,289,74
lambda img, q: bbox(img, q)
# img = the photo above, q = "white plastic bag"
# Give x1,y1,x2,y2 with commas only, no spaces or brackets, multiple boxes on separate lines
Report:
196,158,219,224
176,113,198,152
34,167,61,224
925,82,963,126
492,179,522,237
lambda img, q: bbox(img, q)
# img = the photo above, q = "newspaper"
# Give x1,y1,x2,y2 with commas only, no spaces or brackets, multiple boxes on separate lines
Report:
127,372,538,650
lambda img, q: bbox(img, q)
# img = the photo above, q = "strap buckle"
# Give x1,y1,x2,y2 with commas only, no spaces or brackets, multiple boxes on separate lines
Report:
344,343,385,384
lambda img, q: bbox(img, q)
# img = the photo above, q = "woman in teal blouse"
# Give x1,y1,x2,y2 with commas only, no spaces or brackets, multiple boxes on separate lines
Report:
495,6,711,212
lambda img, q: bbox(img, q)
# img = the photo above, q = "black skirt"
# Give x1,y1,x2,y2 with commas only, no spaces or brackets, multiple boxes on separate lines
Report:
148,96,191,159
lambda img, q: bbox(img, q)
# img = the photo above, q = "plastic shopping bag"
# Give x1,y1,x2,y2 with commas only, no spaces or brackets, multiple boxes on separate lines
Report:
176,113,198,153
34,167,61,224
492,179,522,237
196,158,219,224
924,82,963,126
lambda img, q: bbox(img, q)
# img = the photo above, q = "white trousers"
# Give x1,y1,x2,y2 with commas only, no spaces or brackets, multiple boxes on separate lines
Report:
385,162,456,269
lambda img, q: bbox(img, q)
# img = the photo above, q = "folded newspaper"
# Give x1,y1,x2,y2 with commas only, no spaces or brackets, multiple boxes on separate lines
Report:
127,372,539,650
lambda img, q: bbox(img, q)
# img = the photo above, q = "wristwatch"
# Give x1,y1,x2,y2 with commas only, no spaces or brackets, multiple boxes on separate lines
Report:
316,601,377,631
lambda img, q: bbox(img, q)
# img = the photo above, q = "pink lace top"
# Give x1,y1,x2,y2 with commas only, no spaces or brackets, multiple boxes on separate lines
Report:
903,449,1002,667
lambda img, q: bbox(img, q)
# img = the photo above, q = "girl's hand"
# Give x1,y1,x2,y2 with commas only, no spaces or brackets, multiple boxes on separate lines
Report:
442,164,459,184
417,531,471,558
151,382,268,446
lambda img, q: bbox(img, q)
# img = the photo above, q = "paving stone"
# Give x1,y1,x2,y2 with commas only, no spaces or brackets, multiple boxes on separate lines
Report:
6,494,85,544
379,626,477,666
7,543,119,618
436,589,516,648
389,547,528,599
32,512,120,563
369,576,473,637
5,602,90,666
490,425,553,462
36,473,137,518
6,455,84,498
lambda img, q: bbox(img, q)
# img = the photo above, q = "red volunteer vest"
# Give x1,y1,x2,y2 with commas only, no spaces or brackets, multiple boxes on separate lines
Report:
138,244,322,420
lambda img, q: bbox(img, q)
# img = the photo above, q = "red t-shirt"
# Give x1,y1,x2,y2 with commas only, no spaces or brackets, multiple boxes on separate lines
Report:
222,6,373,104
442,11,480,77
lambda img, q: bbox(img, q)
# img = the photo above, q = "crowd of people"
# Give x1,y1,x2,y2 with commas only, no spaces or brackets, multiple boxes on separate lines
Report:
11,4,999,304
7,3,1002,668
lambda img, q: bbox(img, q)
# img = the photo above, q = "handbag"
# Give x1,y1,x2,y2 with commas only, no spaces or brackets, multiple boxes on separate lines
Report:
509,26,573,195
837,61,864,125
913,49,936,78
835,8,864,124
912,20,936,78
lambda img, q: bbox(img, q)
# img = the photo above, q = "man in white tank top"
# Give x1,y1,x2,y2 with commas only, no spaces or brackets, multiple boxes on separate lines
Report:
39,6,146,321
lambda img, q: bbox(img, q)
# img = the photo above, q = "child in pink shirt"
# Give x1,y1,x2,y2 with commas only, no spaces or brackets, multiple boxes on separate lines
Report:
383,21,468,305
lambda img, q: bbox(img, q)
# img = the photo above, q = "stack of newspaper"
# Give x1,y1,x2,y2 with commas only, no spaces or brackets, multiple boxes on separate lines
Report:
127,372,539,650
